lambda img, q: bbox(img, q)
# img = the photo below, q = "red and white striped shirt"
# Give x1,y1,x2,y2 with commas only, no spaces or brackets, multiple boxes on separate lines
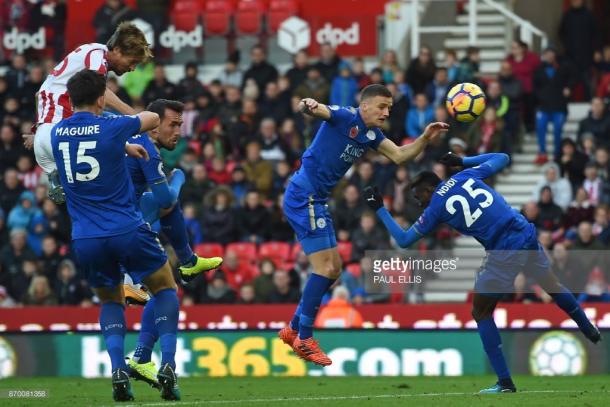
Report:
37,43,109,125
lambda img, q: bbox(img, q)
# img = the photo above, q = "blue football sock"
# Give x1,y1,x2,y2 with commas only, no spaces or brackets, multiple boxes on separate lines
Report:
100,302,127,371
477,317,511,381
552,284,596,335
290,299,303,330
153,288,179,370
291,277,336,331
298,274,335,339
161,204,195,266
133,296,158,364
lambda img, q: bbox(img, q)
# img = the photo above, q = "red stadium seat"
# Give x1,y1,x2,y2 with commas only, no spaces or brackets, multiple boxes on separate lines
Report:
204,0,235,36
268,0,298,33
171,1,206,31
226,242,257,263
336,241,353,263
290,243,302,260
173,0,207,13
173,13,200,31
345,263,361,279
235,0,265,35
259,241,291,268
194,243,225,259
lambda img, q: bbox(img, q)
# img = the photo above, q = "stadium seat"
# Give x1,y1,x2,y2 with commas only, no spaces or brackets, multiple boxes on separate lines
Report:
345,263,361,279
203,0,235,36
336,241,353,263
259,241,291,268
235,0,265,35
268,0,298,33
173,13,200,31
226,242,258,263
172,0,206,30
290,243,302,260
194,243,225,259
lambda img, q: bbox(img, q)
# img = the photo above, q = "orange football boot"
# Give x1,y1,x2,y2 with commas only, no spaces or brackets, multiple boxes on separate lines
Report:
278,326,298,347
293,337,332,366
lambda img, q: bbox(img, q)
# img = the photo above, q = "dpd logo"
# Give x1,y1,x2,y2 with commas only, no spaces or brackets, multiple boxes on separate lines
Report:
3,27,45,54
160,25,203,52
315,22,360,48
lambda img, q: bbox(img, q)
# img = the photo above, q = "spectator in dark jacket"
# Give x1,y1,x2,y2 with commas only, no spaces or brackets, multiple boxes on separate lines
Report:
236,190,270,242
142,65,179,106
386,82,410,144
92,0,135,43
242,45,278,96
268,270,300,303
334,184,366,241
178,62,206,100
259,81,291,124
38,235,63,277
286,50,310,91
5,55,28,97
558,138,588,189
294,66,330,104
203,271,237,304
537,186,564,232
314,43,342,84
269,192,294,242
200,187,238,245
559,0,598,100
0,169,24,218
350,212,390,261
182,164,216,209
578,97,610,148
533,48,573,163
405,45,436,94
55,259,91,305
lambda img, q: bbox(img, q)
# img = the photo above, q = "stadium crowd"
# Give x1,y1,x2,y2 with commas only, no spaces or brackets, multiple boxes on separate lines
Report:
0,0,610,307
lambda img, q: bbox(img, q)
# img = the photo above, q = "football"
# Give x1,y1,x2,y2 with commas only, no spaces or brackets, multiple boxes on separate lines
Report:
445,82,486,122
529,331,586,376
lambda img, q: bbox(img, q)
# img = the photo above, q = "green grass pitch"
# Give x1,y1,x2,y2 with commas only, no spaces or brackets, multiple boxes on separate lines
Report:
1,375,609,406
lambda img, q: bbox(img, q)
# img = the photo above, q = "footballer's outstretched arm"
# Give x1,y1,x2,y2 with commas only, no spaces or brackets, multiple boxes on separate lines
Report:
105,87,136,115
298,98,331,120
377,207,422,248
363,186,422,248
462,153,510,173
377,122,449,164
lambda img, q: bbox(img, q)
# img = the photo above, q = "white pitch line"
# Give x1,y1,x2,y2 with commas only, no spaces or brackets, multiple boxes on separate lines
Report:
106,389,610,407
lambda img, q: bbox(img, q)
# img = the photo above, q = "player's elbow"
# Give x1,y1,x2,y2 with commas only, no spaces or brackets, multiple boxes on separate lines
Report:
497,153,510,166
396,234,411,248
154,191,177,209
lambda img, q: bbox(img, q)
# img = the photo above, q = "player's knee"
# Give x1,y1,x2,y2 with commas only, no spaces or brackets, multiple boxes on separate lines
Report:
471,305,493,322
95,287,124,304
144,262,177,294
324,260,341,279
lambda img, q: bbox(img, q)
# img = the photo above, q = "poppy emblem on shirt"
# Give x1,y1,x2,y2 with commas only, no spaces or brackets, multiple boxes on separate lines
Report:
349,126,359,138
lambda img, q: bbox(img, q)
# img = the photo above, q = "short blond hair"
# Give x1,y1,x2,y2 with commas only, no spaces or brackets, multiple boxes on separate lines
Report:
107,22,153,63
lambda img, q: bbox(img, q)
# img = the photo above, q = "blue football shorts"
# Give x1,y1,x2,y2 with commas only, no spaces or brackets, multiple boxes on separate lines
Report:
474,222,551,296
283,179,337,255
73,223,167,288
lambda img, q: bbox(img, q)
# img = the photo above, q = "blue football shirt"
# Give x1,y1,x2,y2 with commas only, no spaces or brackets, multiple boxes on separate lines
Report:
51,111,144,239
413,164,529,250
125,133,165,203
293,106,385,198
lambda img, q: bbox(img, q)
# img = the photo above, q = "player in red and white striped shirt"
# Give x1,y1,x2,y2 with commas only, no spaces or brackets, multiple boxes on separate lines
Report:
31,22,153,203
